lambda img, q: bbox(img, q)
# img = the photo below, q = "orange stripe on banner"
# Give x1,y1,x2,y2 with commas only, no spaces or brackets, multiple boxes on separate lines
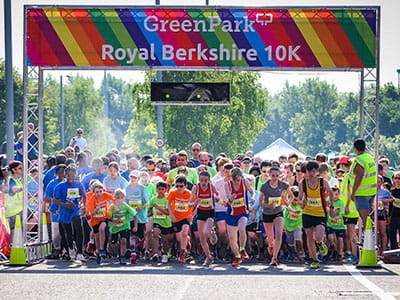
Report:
305,10,350,68
62,9,105,66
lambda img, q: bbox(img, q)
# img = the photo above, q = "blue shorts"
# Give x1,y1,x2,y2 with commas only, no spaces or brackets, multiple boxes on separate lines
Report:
215,211,226,222
354,195,375,210
225,213,248,227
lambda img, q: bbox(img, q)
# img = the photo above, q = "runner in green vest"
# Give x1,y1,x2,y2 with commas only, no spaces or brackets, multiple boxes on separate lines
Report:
348,139,377,228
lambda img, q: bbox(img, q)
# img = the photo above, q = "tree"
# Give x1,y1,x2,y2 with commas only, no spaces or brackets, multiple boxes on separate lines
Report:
129,71,269,157
0,60,24,141
379,83,400,138
102,73,134,149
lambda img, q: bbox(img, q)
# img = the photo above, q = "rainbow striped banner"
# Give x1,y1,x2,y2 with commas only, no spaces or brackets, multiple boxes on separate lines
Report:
26,7,377,69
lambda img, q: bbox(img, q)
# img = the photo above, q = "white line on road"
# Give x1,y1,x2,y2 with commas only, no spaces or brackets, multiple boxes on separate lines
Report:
345,265,396,300
175,276,194,300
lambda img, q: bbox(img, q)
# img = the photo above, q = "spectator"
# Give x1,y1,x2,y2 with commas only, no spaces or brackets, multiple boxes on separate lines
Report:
69,128,87,152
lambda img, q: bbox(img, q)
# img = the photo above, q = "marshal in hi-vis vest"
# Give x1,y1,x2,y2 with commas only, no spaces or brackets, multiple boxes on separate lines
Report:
348,152,377,197
5,176,23,218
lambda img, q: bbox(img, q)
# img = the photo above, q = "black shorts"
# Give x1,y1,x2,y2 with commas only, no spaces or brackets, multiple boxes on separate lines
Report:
153,222,173,235
111,229,130,244
197,209,215,221
377,210,387,221
327,227,345,238
92,220,108,234
262,211,284,223
246,222,259,232
172,219,190,233
344,217,358,225
302,214,326,229
130,221,146,239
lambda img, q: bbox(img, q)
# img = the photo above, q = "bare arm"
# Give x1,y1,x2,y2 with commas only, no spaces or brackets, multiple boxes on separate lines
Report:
350,164,364,200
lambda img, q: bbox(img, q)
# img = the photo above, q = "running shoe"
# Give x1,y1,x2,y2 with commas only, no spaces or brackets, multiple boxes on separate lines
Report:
231,257,242,267
69,248,76,260
240,250,249,260
151,253,159,262
178,252,186,263
120,257,127,265
130,252,137,264
270,258,278,266
210,231,218,246
62,252,71,261
144,251,150,261
47,249,60,260
203,257,214,266
76,253,86,262
184,252,194,262
161,254,168,264
99,249,107,258
96,254,101,264
86,242,95,254
317,242,328,257
337,255,343,262
346,255,358,263
309,261,320,269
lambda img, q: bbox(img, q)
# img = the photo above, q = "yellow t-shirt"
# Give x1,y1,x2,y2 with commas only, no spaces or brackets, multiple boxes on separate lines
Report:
303,179,325,217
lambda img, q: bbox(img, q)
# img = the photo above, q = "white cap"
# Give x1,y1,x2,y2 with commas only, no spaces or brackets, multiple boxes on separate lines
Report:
129,170,140,178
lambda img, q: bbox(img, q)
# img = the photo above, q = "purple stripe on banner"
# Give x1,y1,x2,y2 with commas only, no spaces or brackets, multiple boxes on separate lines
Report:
361,10,376,35
217,8,262,67
33,10,74,66
117,8,161,66
279,10,320,68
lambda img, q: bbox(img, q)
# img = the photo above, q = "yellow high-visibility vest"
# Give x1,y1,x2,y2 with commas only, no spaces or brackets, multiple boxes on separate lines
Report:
349,152,377,197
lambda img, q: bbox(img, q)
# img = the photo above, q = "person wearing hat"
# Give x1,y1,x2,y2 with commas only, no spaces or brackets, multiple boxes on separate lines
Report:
241,157,252,174
125,169,150,263
348,139,377,228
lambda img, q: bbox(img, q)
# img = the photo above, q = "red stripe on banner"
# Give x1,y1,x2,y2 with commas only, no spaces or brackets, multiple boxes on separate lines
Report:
27,10,63,66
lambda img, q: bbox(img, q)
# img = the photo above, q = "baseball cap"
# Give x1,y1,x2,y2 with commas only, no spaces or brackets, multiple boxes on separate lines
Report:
338,156,350,164
129,170,141,178
242,157,252,163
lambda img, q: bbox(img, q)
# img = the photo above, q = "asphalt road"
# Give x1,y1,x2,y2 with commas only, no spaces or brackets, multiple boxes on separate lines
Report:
1,258,400,300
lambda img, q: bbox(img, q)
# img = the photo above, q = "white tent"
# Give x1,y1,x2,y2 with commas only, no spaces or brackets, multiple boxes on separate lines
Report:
254,138,307,161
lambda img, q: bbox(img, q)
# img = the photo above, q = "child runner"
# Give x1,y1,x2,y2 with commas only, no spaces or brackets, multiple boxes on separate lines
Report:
284,187,304,262
299,160,334,269
259,166,293,266
53,165,86,261
103,162,128,194
149,181,173,263
189,171,219,266
108,188,138,264
225,167,254,267
168,175,193,262
376,175,392,254
326,187,345,261
86,180,113,264
125,170,150,263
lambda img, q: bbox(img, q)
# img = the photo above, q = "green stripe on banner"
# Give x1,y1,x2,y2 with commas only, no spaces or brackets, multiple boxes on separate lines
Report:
333,10,375,67
203,9,243,67
88,9,124,65
347,10,376,60
100,9,145,67
189,9,232,67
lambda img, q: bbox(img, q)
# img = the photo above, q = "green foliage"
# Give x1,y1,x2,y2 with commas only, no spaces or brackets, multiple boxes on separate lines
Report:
0,59,24,140
102,73,134,149
379,83,400,138
128,71,269,157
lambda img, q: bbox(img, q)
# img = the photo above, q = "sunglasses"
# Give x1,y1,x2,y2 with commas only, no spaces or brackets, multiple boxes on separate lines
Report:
66,150,74,153
147,169,155,172
175,184,185,188
77,131,83,134
17,166,23,170
192,149,201,152
394,177,400,180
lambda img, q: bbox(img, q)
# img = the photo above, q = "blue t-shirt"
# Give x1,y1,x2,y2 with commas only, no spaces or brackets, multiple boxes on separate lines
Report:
15,141,23,162
43,166,56,189
121,170,130,182
125,184,150,223
46,178,63,222
81,172,107,192
103,175,128,194
378,189,391,210
54,181,85,223
78,166,93,179
247,190,260,225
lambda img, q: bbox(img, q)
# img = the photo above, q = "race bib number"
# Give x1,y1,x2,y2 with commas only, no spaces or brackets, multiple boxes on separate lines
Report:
287,211,301,221
66,188,80,203
269,197,281,206
232,197,245,208
329,217,341,226
113,216,126,227
393,198,400,208
378,201,384,210
175,201,188,212
307,197,322,207
130,202,141,209
199,198,213,207
94,209,106,218
153,209,166,219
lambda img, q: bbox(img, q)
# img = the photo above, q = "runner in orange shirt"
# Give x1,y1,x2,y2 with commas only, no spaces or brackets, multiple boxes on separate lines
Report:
86,180,113,264
168,175,193,262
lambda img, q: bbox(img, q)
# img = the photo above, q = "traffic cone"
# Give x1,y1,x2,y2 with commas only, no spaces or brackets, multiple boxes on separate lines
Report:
9,215,27,265
357,216,381,269
42,212,49,256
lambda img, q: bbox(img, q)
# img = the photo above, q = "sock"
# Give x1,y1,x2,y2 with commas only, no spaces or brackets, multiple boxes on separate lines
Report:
89,239,94,244
236,254,241,259
239,247,245,252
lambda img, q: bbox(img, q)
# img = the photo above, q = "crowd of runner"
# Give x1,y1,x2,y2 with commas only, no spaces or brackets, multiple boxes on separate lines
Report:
1,133,400,269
